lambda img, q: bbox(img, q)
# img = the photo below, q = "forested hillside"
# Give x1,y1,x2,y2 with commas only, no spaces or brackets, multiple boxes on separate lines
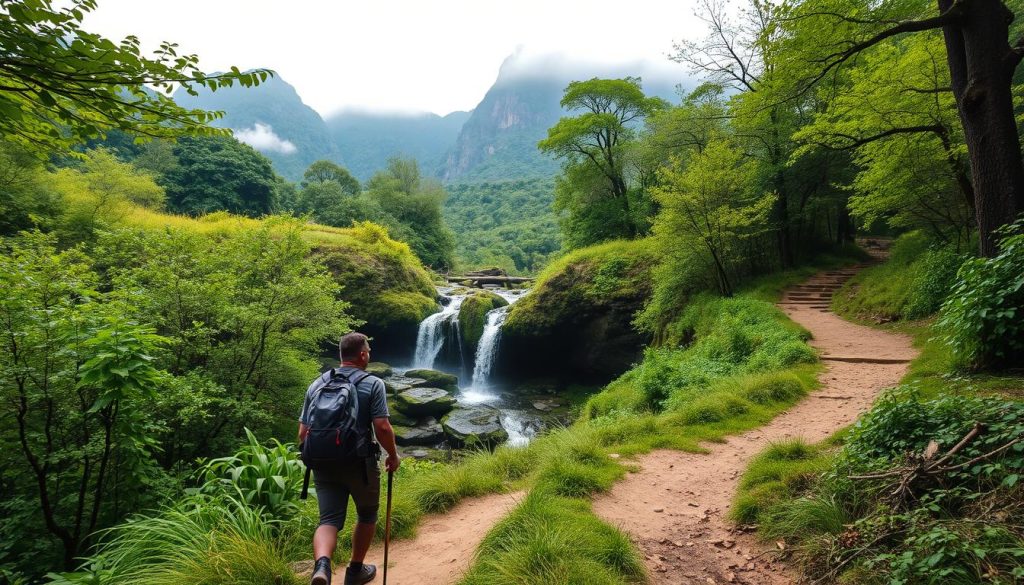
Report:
2,0,1023,583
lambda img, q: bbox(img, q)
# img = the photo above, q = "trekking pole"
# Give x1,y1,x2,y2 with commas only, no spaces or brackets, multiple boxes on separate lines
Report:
383,470,394,585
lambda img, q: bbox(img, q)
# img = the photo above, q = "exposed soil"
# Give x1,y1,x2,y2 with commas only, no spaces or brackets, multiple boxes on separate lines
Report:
590,267,918,584
366,490,524,584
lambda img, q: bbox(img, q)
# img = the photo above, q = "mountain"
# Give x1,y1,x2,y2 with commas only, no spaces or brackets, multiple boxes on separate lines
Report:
324,110,471,182
173,75,341,181
441,53,686,183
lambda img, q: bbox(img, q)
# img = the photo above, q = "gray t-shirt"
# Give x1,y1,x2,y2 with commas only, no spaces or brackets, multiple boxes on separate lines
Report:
298,366,389,430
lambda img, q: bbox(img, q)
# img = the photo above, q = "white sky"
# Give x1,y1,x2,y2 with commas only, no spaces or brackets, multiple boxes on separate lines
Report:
83,0,705,117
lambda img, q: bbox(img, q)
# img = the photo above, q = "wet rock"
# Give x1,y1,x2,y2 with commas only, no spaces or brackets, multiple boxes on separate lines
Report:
403,369,459,392
384,375,426,395
442,405,508,448
394,417,445,446
394,387,457,419
365,362,393,377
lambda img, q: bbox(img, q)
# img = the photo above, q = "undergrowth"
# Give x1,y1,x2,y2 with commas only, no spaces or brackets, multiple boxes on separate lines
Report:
738,288,1024,584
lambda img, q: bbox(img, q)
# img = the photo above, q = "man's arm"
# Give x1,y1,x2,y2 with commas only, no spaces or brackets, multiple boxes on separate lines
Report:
373,417,400,472
297,423,309,445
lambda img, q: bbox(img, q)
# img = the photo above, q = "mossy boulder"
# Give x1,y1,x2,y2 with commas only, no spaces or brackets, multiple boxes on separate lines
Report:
386,398,417,426
458,291,509,350
365,362,393,377
403,369,459,392
442,406,508,448
393,417,445,447
383,375,426,396
500,239,658,382
311,222,437,355
394,387,457,419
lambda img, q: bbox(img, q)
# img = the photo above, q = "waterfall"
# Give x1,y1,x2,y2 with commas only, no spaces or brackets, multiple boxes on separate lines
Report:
412,295,464,369
470,305,510,388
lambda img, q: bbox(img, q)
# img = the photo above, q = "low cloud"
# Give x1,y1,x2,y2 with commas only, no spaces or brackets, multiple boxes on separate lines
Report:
233,122,297,154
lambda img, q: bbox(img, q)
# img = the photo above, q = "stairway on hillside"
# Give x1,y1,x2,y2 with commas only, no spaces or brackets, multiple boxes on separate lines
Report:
778,266,866,313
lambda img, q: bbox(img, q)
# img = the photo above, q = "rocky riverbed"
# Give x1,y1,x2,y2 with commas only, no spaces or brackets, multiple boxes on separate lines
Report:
369,363,573,459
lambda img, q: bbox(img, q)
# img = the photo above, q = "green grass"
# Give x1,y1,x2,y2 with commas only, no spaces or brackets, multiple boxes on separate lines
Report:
459,492,645,585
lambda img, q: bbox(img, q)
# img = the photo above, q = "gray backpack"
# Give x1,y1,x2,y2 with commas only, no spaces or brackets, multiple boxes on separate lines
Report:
300,369,374,470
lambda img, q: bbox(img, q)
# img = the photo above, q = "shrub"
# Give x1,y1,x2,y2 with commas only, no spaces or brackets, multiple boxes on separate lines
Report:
194,429,306,522
938,220,1024,369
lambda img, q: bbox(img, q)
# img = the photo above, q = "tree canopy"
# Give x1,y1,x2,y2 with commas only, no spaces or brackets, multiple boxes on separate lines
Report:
0,0,270,155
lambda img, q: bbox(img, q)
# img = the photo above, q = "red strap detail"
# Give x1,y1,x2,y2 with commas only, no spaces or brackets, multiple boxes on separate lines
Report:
336,429,341,446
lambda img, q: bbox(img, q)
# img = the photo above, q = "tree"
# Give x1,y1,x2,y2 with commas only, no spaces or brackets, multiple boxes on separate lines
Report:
0,0,270,155
162,136,279,216
302,160,360,195
0,140,60,234
794,34,974,246
539,77,667,241
779,0,1024,256
652,139,775,296
365,158,456,269
0,233,168,569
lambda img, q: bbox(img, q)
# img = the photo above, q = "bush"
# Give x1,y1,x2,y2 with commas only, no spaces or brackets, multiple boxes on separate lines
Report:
194,429,306,521
938,220,1024,369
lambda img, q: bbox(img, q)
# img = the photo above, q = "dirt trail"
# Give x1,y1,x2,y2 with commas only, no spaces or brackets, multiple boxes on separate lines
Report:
361,490,524,584
591,266,918,584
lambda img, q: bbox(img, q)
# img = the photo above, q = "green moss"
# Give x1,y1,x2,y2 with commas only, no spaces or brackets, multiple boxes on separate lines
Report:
504,238,658,336
312,222,437,328
403,369,459,392
457,291,508,350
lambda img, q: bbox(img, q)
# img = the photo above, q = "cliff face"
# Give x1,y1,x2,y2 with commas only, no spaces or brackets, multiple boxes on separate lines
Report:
441,64,564,182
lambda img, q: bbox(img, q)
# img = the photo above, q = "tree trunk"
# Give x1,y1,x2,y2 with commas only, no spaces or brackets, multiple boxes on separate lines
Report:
940,0,1024,256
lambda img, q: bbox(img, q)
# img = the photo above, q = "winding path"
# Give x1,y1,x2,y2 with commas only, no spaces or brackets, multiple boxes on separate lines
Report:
590,266,918,584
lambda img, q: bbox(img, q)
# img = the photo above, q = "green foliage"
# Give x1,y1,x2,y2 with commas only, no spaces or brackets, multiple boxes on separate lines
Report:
745,382,1024,584
585,295,815,416
364,158,456,269
302,160,359,194
195,429,305,521
505,239,658,336
162,136,279,217
938,220,1024,369
833,232,967,322
312,221,437,329
460,492,645,585
83,494,297,585
0,0,270,155
444,178,561,273
0,233,173,574
0,140,61,235
652,139,776,296
540,77,667,246
99,220,352,457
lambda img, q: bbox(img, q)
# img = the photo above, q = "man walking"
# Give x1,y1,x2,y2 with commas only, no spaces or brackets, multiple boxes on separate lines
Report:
299,332,400,585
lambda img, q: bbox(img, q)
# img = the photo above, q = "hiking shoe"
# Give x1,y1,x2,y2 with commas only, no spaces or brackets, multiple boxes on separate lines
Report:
311,556,331,585
343,563,376,585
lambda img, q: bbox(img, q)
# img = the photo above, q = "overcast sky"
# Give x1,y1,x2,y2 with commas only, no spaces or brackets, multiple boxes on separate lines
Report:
83,0,706,117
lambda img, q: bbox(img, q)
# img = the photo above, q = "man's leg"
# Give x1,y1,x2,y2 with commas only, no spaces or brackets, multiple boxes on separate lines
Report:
314,524,340,560
350,521,376,563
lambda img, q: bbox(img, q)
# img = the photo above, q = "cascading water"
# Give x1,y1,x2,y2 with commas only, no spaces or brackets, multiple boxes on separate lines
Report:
470,304,510,388
412,295,464,369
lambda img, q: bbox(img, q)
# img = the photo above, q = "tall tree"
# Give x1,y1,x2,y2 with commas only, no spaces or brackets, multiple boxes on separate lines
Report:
0,0,269,154
539,77,667,241
779,0,1024,256
162,136,278,217
301,160,360,195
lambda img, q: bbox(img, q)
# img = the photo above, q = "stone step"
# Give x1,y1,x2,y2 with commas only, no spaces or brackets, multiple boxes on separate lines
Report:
821,355,912,364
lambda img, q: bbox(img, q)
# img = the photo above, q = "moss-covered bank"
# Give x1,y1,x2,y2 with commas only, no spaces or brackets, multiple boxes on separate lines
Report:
499,239,659,382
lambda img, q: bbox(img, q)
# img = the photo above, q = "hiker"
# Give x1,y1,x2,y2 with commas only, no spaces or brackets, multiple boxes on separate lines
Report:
298,332,401,585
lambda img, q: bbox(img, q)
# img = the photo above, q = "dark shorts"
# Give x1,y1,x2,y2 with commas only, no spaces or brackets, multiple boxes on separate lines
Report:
313,458,381,529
